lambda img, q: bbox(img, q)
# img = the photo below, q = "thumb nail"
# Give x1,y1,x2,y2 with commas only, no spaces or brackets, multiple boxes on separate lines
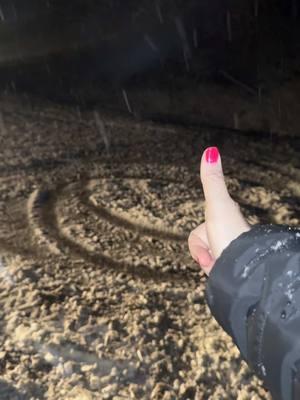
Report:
205,147,219,164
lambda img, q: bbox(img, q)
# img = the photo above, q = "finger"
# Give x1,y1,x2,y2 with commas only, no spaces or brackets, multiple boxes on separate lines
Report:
188,233,215,274
188,234,213,270
188,223,215,273
200,147,250,258
200,147,232,215
189,223,210,248
201,256,215,275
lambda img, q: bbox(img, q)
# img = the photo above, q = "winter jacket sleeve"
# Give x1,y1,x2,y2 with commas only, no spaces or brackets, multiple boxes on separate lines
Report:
206,224,300,400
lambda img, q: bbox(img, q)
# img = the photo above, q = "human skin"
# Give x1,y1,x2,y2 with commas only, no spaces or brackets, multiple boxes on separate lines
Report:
188,147,250,275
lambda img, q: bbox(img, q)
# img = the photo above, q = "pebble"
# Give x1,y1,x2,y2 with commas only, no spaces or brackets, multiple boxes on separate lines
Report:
110,366,118,377
99,375,112,385
89,374,102,390
173,379,180,390
66,386,94,400
194,304,202,312
44,351,59,365
104,330,119,345
63,361,74,376
81,363,97,373
150,382,174,399
102,383,118,398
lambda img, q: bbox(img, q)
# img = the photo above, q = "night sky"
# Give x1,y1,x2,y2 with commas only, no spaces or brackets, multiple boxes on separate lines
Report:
0,0,300,104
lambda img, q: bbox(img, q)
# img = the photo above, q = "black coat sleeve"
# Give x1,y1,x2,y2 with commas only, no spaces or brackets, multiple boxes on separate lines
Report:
206,224,300,400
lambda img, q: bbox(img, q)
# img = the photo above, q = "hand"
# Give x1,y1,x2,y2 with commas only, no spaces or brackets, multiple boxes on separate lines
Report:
188,147,250,275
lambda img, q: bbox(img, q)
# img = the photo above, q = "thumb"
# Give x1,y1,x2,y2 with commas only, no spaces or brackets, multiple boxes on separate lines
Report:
200,147,231,209
200,147,250,258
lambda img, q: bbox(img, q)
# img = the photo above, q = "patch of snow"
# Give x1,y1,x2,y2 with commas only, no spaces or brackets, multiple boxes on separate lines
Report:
242,265,250,278
286,289,294,301
271,240,287,251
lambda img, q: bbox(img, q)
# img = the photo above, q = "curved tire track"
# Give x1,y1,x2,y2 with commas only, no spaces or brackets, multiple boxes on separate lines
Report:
27,184,197,284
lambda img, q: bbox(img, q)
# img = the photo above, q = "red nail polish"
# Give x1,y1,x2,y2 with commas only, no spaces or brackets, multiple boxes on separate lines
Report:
205,147,219,164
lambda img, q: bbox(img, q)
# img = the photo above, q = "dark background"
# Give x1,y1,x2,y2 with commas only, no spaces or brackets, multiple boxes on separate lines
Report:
1,0,300,130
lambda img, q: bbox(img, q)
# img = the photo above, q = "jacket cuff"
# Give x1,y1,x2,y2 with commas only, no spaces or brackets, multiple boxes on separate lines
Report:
206,224,299,362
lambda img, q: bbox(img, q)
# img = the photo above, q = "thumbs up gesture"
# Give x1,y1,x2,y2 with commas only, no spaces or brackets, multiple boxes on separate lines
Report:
188,147,250,275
